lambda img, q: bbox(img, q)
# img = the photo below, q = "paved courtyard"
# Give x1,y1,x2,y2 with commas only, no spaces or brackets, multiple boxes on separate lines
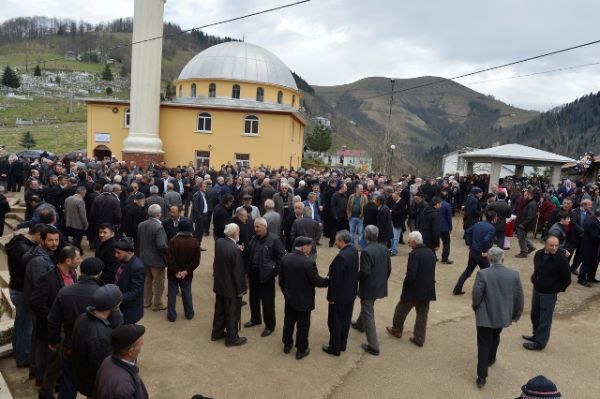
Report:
2,217,600,398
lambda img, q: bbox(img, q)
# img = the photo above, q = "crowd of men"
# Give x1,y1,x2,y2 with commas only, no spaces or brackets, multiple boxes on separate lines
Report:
3,152,599,396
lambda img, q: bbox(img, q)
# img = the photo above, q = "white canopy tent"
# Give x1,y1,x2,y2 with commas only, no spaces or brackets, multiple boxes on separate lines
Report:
458,144,575,191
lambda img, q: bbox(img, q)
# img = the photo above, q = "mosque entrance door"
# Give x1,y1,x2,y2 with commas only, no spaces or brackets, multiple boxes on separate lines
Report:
93,145,112,161
196,150,210,169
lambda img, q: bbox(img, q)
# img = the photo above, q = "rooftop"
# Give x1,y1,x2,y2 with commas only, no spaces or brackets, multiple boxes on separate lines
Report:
459,144,574,164
336,149,368,157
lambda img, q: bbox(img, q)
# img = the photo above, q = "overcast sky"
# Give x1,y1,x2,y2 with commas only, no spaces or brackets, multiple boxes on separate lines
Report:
3,0,600,111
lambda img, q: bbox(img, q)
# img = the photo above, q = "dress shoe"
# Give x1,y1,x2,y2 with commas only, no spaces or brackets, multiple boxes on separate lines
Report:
243,320,259,328
386,326,402,339
211,334,226,341
295,348,310,360
321,345,340,356
351,321,364,332
570,267,579,276
261,329,273,337
452,291,465,296
441,259,454,264
409,337,423,347
283,345,292,354
144,304,151,309
16,362,30,369
488,359,496,367
204,232,209,237
152,305,167,311
390,253,397,257
476,377,486,388
200,247,207,251
522,342,542,351
527,247,537,254
225,337,247,347
241,300,247,306
589,279,600,283
502,247,510,250
361,343,380,356
578,280,592,288
522,335,535,342
515,252,528,258
316,242,322,246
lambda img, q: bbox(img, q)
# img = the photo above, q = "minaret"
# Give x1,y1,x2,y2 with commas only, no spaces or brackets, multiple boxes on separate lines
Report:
122,0,166,166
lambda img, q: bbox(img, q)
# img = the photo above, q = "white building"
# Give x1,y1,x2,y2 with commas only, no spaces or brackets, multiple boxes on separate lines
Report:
311,116,331,129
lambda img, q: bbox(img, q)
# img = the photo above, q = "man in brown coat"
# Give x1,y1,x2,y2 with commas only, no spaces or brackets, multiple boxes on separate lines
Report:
165,219,200,322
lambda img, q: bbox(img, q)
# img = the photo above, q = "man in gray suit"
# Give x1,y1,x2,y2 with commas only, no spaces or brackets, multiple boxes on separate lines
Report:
263,199,281,236
472,246,524,389
164,183,182,210
351,225,391,355
64,186,88,254
138,204,169,311
146,185,167,219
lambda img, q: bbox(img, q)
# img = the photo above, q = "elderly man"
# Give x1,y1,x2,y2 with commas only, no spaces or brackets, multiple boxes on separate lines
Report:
190,180,209,250
523,236,571,351
279,236,328,360
146,185,167,219
375,194,393,246
244,217,285,337
578,209,600,286
164,182,182,210
329,184,349,247
64,185,88,254
237,194,260,220
273,183,293,233
212,223,247,347
289,206,321,260
113,238,145,324
570,198,593,273
122,192,146,251
515,190,538,258
263,199,281,236
137,204,168,311
162,204,191,242
351,225,391,355
323,230,359,356
472,247,524,388
386,231,436,347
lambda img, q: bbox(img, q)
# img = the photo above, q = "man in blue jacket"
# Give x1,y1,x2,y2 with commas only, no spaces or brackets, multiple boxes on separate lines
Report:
453,211,497,295
113,238,145,324
439,192,454,264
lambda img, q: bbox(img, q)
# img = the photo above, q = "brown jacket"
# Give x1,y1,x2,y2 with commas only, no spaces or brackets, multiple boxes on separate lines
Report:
346,193,368,219
166,232,201,280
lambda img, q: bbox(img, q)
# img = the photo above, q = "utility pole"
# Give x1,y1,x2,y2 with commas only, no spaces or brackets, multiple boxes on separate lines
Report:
382,78,395,175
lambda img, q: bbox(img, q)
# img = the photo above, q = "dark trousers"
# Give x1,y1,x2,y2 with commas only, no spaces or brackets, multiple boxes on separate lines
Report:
392,300,430,345
440,231,451,261
570,244,582,269
329,217,349,245
194,214,208,245
454,250,490,293
530,290,557,349
59,349,77,399
282,305,311,352
249,274,276,330
31,317,48,381
68,227,85,254
212,295,242,343
495,230,505,248
327,302,353,354
39,344,60,399
476,326,502,379
167,275,194,321
579,257,600,282
204,211,213,234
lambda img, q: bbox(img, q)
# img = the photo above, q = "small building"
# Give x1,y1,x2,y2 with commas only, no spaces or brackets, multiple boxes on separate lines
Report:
318,149,372,171
64,51,78,60
443,146,520,177
311,116,331,129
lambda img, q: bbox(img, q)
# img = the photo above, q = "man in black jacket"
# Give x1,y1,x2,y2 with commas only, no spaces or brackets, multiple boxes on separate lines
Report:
323,230,359,356
329,184,349,247
47,257,108,399
96,223,119,284
212,224,247,346
522,236,571,351
289,206,321,260
279,236,328,359
390,191,407,256
486,192,512,249
375,195,393,247
121,192,146,251
515,190,538,258
351,225,391,355
212,194,234,241
387,231,437,347
6,224,43,368
30,245,80,399
243,217,285,337
419,196,441,256
577,209,600,286
71,285,124,397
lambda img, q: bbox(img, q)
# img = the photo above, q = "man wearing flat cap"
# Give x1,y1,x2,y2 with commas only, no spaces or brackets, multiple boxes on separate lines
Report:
71,284,124,397
279,236,328,359
212,223,247,346
166,218,200,322
114,237,145,324
94,324,148,399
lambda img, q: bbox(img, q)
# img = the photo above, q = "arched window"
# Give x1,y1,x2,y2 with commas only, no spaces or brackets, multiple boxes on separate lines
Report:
256,87,264,102
292,95,296,107
197,112,212,132
244,115,259,135
178,85,182,98
124,109,131,127
232,84,240,99
277,91,283,104
209,83,216,98
190,83,196,98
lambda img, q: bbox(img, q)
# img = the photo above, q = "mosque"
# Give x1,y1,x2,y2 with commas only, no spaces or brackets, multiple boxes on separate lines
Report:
86,0,306,169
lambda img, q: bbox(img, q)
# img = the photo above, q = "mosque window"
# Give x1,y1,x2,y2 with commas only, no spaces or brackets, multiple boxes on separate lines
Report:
235,153,250,167
209,83,216,98
191,83,196,98
178,85,182,98
277,91,283,104
256,87,264,102
244,115,259,135
292,95,296,107
232,84,240,99
197,112,212,132
124,109,130,128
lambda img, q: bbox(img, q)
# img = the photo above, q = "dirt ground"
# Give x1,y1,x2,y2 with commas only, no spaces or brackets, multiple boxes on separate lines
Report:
2,217,600,398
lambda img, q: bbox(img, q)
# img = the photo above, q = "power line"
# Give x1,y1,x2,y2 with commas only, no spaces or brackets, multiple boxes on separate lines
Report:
462,61,600,85
361,38,600,101
7,0,311,69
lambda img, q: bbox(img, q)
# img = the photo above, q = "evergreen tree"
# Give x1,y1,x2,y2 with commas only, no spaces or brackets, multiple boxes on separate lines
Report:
19,131,37,150
101,64,113,81
1,65,20,88
33,64,41,77
106,87,113,95
306,125,332,154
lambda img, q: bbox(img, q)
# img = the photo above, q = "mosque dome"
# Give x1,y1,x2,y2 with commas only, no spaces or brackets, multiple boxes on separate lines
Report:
178,41,298,91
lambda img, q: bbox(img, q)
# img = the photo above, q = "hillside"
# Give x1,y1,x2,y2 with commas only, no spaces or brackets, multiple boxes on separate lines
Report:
305,77,539,174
